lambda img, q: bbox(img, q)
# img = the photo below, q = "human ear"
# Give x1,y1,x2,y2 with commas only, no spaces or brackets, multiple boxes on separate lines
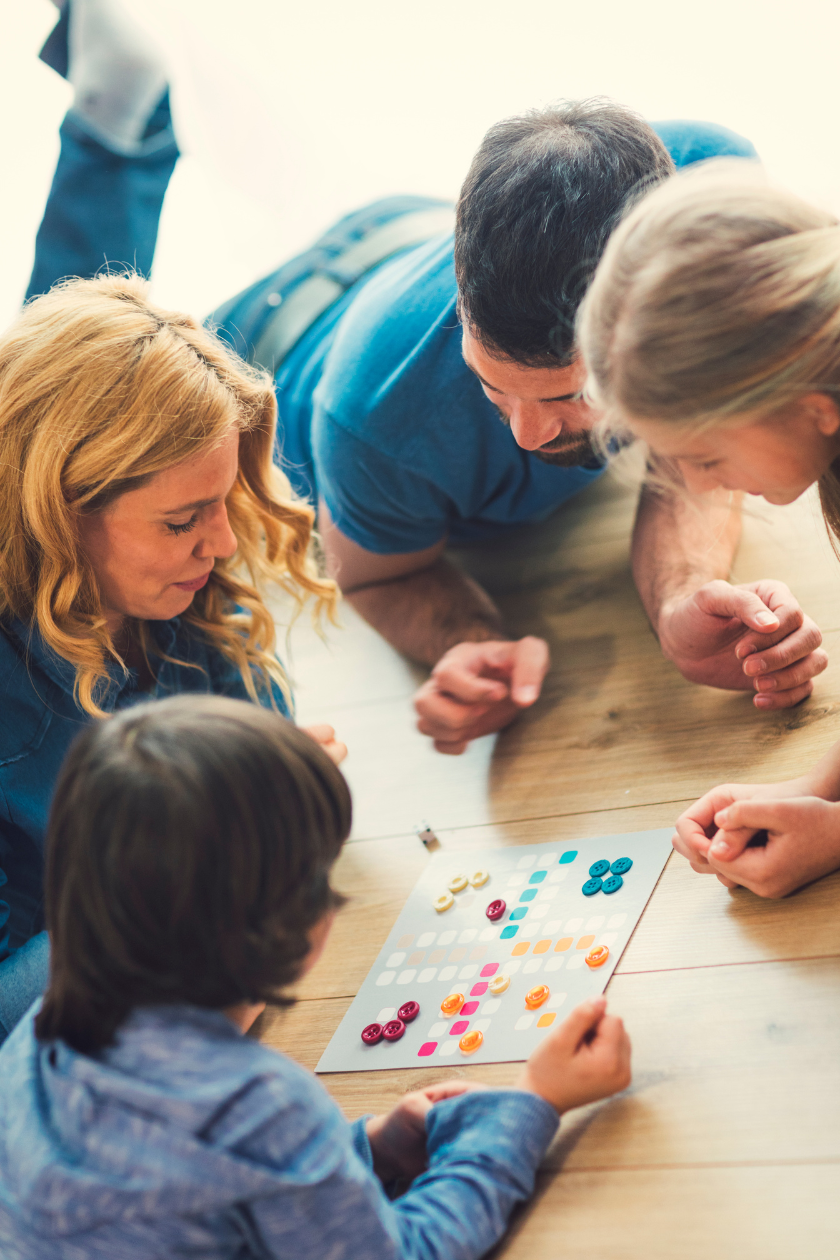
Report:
802,391,840,437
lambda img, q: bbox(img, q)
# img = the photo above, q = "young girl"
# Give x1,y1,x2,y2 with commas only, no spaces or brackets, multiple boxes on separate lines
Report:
0,696,631,1259
578,160,840,899
0,274,342,1042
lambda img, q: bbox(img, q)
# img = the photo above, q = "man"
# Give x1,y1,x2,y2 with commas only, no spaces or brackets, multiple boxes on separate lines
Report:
213,100,824,751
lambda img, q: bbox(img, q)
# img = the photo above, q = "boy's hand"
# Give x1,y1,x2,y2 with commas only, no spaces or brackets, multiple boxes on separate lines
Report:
301,723,347,765
366,1081,487,1182
700,796,840,898
515,997,631,1114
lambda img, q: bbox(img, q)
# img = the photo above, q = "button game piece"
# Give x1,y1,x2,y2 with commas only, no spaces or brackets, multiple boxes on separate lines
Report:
361,1023,383,1045
469,869,490,887
433,892,454,913
585,945,610,968
459,1030,483,1054
488,973,510,995
447,873,469,893
525,984,550,1009
588,859,610,878
440,991,466,1017
485,898,506,921
582,877,602,896
610,857,633,875
397,1000,420,1023
382,1019,406,1041
602,874,623,894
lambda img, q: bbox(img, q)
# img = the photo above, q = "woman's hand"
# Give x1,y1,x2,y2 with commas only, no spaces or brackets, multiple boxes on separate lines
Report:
365,1080,487,1182
699,796,840,897
301,723,347,765
515,997,631,1115
673,779,811,873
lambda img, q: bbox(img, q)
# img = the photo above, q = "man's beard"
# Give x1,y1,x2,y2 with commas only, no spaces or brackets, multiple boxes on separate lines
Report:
532,431,600,467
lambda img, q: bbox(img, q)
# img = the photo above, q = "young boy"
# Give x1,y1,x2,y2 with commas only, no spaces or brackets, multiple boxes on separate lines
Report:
0,695,631,1259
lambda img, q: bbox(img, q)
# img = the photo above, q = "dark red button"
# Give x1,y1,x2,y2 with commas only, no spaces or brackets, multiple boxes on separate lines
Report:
361,1023,383,1045
398,1000,420,1023
382,1019,406,1042
486,899,506,921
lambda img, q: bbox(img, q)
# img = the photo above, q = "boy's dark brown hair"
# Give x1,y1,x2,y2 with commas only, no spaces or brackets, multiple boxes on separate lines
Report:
35,695,351,1054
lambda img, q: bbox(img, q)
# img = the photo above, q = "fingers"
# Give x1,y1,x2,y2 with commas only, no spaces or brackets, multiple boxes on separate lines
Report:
554,997,607,1052
696,579,781,632
508,636,551,707
301,725,348,764
422,1080,488,1103
753,679,815,711
709,799,780,860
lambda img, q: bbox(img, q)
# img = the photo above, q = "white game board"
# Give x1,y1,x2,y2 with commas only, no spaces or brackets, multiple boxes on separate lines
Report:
317,828,672,1073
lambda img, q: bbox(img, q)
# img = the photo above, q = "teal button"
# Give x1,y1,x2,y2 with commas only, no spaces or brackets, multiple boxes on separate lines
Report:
500,925,519,939
509,907,528,921
588,859,610,879
519,888,537,902
559,850,578,864
611,857,633,875
603,874,624,894
582,877,602,896
529,870,547,884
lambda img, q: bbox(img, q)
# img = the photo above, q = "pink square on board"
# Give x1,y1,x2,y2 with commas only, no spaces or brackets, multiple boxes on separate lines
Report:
470,982,488,997
449,1020,469,1036
480,963,499,978
460,1001,479,1016
417,1042,438,1057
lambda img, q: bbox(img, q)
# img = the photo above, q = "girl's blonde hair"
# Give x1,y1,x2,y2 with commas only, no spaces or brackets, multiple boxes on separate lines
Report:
577,159,840,538
0,274,336,716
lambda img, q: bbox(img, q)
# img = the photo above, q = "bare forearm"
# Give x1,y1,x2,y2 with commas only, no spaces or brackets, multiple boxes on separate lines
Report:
345,557,506,665
632,484,742,638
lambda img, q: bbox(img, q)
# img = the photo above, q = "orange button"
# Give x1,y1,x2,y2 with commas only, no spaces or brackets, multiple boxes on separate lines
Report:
525,984,550,1009
554,936,573,952
585,945,610,969
459,1030,484,1054
576,934,595,950
511,941,530,957
440,991,466,1016
533,939,550,954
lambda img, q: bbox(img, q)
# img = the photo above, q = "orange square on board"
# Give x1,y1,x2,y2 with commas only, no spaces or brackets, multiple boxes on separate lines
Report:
533,940,550,954
576,934,595,950
554,937,573,952
537,1012,556,1028
511,942,530,956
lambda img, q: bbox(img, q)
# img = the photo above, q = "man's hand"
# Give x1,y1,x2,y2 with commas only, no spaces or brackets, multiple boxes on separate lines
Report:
414,637,550,754
657,579,826,708
365,1080,487,1182
301,723,348,765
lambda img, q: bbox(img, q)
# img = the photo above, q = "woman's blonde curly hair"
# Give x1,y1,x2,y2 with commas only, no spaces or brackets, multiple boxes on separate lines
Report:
0,274,337,717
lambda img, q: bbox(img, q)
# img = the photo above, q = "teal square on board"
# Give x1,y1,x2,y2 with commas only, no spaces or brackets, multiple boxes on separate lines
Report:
529,870,547,884
559,851,578,864
500,925,518,939
519,888,537,902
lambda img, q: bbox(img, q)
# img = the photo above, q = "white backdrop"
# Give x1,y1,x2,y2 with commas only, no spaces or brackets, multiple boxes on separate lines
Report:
2,0,839,328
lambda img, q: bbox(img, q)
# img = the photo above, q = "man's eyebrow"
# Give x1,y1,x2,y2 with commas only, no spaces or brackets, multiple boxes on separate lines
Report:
157,495,220,516
463,357,581,403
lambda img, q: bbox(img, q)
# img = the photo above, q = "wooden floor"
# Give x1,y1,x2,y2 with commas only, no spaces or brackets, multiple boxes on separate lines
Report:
260,473,840,1259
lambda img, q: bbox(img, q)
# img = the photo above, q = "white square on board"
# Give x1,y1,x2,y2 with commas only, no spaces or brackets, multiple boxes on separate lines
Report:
599,932,618,946
396,970,416,985
585,916,605,930
438,931,456,946
506,873,527,887
376,1008,396,1023
515,1014,535,1031
386,952,406,968
417,968,437,983
567,955,584,970
481,998,501,1014
547,869,567,884
565,918,583,932
428,1021,447,1038
542,920,562,935
529,904,548,919
541,853,558,864
537,886,558,901
506,960,522,975
438,1041,458,1057
523,959,542,974
546,992,568,1010
478,927,499,942
472,1019,491,1033
458,928,478,944
516,854,537,870
438,966,457,982
608,913,627,929
543,957,564,972
376,971,395,986
458,965,478,980
417,931,436,948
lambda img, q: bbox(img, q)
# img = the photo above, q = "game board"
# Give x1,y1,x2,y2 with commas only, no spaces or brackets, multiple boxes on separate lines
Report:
316,828,673,1073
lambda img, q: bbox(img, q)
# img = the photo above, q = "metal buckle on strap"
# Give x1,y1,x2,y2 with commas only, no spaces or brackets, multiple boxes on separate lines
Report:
250,205,455,373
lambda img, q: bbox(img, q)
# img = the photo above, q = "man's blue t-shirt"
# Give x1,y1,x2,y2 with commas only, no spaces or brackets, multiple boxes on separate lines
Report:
268,120,757,556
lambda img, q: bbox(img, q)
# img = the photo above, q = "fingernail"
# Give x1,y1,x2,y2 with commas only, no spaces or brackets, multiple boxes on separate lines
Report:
515,685,538,705
710,840,731,858
754,694,773,708
756,676,776,691
736,643,756,660
756,612,778,627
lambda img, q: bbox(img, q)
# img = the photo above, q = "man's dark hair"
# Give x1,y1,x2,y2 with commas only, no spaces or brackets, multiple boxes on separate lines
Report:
455,98,675,366
35,695,351,1054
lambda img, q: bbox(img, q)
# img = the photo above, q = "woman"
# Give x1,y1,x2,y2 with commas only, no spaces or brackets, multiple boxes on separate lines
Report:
0,274,342,1038
577,161,840,899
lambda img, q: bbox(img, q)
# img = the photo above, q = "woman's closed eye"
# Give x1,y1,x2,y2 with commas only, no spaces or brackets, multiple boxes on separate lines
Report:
165,516,199,536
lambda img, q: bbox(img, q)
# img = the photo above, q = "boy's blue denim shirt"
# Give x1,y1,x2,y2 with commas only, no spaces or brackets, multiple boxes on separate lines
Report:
0,617,289,1030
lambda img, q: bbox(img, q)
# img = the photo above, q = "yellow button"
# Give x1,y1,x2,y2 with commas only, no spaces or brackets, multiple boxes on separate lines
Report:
440,991,466,1016
585,945,610,968
459,1030,483,1054
447,874,469,893
433,892,454,913
488,973,510,995
525,984,550,1009
469,869,490,888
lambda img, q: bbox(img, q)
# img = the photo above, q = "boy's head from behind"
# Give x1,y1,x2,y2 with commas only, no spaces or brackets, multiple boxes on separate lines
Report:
35,695,352,1054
